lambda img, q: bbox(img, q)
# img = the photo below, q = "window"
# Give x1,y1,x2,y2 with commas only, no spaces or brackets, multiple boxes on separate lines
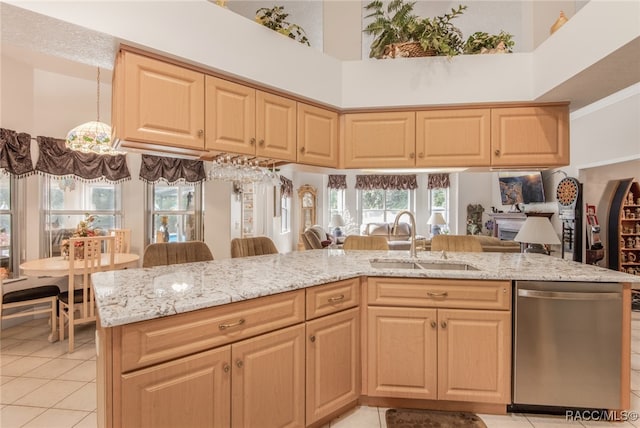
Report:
328,188,345,219
281,194,290,233
430,187,449,231
0,175,17,278
148,182,202,244
42,177,122,257
360,189,412,224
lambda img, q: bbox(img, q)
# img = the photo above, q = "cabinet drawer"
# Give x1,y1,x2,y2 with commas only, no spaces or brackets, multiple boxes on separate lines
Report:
119,290,304,372
306,278,360,320
368,277,510,310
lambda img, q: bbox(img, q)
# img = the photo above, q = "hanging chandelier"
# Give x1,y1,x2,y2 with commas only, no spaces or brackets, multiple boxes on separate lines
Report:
65,67,118,155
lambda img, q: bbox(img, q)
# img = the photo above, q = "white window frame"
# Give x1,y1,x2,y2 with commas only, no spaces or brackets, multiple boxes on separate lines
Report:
358,188,415,225
146,181,203,245
429,187,450,232
280,194,290,233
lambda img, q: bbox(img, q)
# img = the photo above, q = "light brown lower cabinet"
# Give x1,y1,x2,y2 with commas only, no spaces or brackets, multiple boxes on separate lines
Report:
306,307,360,425
368,306,511,404
119,324,305,428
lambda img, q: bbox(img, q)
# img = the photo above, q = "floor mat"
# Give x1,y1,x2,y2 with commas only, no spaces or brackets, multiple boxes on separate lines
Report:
385,408,487,428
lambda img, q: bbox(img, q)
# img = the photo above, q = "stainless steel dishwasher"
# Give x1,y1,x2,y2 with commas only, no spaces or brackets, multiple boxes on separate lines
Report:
513,281,622,410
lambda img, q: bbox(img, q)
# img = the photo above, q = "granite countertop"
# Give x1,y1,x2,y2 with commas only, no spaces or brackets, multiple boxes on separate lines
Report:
91,250,640,328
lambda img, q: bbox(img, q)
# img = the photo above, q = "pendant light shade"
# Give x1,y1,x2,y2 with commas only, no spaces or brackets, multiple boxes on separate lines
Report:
65,67,118,155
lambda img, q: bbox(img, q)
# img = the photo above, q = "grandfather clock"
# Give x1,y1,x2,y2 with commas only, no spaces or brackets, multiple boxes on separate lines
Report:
297,185,317,250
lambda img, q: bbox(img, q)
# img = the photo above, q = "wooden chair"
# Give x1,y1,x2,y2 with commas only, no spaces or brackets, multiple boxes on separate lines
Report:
342,235,389,250
142,241,214,268
108,228,131,253
231,237,279,258
431,235,484,252
302,230,323,250
1,278,60,342
59,235,115,353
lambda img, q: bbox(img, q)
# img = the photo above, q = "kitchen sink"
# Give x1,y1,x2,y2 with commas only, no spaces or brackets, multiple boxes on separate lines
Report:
369,259,479,271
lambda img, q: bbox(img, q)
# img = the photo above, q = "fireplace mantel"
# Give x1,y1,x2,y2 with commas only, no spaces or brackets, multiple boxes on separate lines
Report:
488,212,554,240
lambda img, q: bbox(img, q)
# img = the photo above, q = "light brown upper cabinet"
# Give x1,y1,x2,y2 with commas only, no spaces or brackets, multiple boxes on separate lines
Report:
491,105,569,167
205,76,296,162
113,51,206,156
297,103,339,168
415,109,491,167
342,112,416,168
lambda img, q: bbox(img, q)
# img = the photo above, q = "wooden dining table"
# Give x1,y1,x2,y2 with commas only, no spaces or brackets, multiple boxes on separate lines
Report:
19,253,140,277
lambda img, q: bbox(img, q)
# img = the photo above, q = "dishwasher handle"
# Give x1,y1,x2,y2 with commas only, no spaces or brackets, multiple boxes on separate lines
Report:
518,289,621,301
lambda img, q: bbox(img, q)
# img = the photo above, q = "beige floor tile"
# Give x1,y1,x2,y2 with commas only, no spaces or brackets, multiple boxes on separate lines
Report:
526,414,585,427
53,382,96,412
10,326,52,341
57,360,96,382
582,420,634,427
632,371,640,391
24,358,84,380
13,379,85,408
73,412,97,428
479,412,533,427
0,377,49,404
0,337,21,351
0,404,47,427
331,406,380,428
22,408,90,428
30,341,74,359
0,354,23,367
1,356,51,376
633,355,640,371
1,340,51,357
1,324,32,339
0,375,16,385
59,343,96,361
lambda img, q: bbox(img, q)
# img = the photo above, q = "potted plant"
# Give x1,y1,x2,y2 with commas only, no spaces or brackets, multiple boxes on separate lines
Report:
255,6,310,46
363,0,466,59
463,30,514,54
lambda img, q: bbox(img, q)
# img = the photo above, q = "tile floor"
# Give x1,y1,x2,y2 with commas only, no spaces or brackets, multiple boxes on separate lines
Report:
2,313,640,428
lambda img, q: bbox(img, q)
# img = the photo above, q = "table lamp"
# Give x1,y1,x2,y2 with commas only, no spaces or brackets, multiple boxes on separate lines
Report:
514,216,561,254
329,214,345,238
427,212,447,236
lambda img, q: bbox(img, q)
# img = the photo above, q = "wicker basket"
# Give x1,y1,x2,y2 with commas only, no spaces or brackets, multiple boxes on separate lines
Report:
382,41,436,59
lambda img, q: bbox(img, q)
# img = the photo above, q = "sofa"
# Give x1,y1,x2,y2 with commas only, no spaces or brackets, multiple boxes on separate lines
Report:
360,222,416,250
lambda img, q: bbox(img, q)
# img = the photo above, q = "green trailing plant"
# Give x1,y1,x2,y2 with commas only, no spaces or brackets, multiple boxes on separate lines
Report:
255,6,310,46
363,0,467,59
463,30,514,54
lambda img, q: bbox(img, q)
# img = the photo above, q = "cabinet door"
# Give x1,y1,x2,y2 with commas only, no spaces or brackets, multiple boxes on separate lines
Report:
367,306,437,399
416,109,491,167
205,75,256,156
437,309,511,404
343,112,416,168
491,106,569,167
256,91,297,162
306,308,360,425
232,324,305,428
120,346,231,428
118,51,205,152
297,103,339,168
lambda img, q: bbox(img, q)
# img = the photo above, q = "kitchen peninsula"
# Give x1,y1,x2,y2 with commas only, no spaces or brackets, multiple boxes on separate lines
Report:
92,251,638,428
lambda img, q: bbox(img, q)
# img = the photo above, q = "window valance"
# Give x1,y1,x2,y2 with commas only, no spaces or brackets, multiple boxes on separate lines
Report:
0,128,35,178
327,174,347,189
355,174,418,190
428,173,450,189
139,154,206,184
36,137,130,183
280,176,293,198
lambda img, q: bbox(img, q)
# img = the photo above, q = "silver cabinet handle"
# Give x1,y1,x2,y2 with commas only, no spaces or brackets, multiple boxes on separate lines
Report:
427,291,448,297
409,152,415,159
494,149,501,156
441,321,447,329
259,139,265,146
418,152,424,158
430,321,437,328
236,360,243,368
327,294,345,303
197,129,204,137
219,318,246,330
300,147,305,153
249,138,256,145
223,364,230,373
518,289,620,301
309,335,316,343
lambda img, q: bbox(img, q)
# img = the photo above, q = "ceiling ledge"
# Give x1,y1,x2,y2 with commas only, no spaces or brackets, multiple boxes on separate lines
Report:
3,0,639,111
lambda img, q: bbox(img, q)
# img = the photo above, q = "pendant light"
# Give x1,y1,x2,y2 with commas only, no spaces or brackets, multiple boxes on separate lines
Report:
65,67,117,155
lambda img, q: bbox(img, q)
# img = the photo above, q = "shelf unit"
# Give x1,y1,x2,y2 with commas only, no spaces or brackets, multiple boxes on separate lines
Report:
241,184,255,237
608,178,640,275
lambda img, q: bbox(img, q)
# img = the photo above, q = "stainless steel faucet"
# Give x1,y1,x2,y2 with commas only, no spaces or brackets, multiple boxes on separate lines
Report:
393,210,417,258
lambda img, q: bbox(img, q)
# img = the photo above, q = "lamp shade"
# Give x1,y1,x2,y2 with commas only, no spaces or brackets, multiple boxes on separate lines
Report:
514,217,561,245
329,214,345,228
427,212,447,225
65,121,114,154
